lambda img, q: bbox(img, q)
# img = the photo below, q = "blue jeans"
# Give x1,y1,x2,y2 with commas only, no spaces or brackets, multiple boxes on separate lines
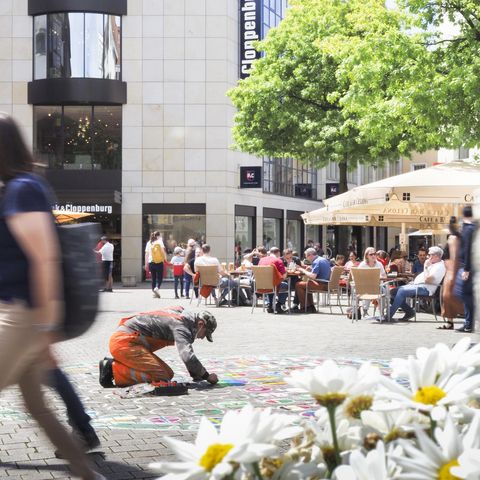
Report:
219,277,239,300
389,284,429,319
149,262,164,290
456,270,474,330
174,275,184,297
47,368,94,436
184,273,198,298
266,281,289,307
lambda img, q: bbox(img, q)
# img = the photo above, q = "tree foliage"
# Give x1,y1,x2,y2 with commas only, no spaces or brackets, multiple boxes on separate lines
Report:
228,0,407,181
229,0,480,178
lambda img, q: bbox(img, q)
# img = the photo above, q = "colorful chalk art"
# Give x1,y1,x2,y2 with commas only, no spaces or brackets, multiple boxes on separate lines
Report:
70,356,393,431
0,356,396,433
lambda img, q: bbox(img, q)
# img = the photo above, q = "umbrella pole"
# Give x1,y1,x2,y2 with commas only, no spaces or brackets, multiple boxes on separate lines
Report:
400,222,407,254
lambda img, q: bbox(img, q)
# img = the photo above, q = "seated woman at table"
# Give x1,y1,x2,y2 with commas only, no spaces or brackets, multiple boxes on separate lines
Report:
334,254,345,268
389,250,411,274
376,250,389,268
344,251,359,272
358,247,387,316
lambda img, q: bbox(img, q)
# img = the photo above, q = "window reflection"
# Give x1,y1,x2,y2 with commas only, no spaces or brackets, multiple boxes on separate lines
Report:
34,15,47,79
33,106,122,170
64,106,92,169
49,13,84,78
93,107,121,169
34,13,121,80
33,106,62,167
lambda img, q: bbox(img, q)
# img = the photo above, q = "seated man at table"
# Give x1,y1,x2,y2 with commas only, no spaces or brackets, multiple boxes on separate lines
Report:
295,248,331,313
194,243,238,305
258,246,289,314
389,246,446,321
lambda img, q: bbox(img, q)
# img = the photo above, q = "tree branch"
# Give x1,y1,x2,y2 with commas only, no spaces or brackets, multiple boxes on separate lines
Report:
287,93,341,111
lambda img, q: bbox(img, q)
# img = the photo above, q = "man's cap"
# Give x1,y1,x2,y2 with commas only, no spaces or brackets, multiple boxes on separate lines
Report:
197,310,217,342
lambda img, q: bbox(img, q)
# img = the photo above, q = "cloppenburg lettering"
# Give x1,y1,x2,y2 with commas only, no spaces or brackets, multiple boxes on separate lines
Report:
240,0,261,79
53,203,113,214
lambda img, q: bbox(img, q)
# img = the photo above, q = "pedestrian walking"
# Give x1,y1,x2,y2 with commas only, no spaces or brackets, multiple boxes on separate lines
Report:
456,206,476,333
0,113,104,479
145,230,167,298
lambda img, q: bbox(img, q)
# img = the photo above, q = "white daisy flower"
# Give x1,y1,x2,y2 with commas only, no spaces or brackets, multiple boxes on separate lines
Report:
150,405,297,480
450,449,480,479
334,442,400,480
434,338,480,373
360,409,420,442
286,360,380,408
391,413,480,480
379,348,480,413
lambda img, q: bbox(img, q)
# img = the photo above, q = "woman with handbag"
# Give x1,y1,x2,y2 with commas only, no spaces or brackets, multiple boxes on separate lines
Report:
0,114,103,480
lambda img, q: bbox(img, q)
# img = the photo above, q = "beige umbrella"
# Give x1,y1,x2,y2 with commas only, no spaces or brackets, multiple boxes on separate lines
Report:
53,210,93,224
323,160,479,212
303,200,452,228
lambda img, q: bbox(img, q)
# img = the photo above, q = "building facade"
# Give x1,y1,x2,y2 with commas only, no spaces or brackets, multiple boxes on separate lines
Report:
3,0,461,281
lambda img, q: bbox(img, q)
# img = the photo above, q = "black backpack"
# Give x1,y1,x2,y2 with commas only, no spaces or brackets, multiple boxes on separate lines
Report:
57,222,101,339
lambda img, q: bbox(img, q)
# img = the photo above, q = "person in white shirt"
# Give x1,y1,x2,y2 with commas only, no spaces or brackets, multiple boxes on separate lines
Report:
194,244,237,305
97,236,114,292
389,246,446,321
357,247,387,316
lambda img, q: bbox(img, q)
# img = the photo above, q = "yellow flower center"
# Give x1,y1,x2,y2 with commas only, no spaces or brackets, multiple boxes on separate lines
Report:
438,459,461,480
199,443,234,472
313,392,347,408
344,395,373,419
413,385,446,405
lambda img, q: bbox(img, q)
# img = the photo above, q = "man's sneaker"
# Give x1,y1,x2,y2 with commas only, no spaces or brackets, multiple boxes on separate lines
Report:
275,303,286,314
99,358,115,388
266,305,274,313
456,327,473,333
398,312,415,322
151,380,188,396
153,287,161,298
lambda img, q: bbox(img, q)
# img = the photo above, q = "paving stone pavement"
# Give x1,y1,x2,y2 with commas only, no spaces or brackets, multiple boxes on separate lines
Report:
1,284,478,479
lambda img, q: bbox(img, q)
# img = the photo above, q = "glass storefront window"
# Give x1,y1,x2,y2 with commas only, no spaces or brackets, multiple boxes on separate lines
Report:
235,215,253,264
286,219,301,252
93,106,121,169
263,218,281,250
144,214,206,279
34,15,47,79
306,225,320,247
63,106,92,169
33,106,122,170
33,106,63,168
33,13,121,80
49,13,84,78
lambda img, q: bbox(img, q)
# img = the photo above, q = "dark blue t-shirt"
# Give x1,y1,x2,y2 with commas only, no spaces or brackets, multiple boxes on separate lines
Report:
0,173,54,305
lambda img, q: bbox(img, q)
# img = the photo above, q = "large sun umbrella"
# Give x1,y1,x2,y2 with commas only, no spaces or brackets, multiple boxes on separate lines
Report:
323,160,479,212
302,199,452,228
53,210,93,224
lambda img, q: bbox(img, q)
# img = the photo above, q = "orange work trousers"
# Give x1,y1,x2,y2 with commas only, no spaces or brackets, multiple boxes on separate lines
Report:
109,331,174,387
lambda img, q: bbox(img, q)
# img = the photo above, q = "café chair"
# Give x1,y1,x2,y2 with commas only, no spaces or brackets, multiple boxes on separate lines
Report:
250,265,276,313
195,265,222,307
350,267,386,322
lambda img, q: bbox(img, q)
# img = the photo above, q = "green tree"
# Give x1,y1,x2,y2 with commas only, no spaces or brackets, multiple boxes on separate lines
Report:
228,0,416,194
335,0,480,151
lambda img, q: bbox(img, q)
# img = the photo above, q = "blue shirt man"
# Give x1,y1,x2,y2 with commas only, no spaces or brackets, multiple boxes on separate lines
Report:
412,249,427,276
295,247,332,312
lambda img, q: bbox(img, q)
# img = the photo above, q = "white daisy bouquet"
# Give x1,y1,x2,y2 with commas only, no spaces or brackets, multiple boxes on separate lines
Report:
150,338,480,480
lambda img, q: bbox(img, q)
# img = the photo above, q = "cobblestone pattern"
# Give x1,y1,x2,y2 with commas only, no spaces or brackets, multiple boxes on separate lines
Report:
1,285,477,478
